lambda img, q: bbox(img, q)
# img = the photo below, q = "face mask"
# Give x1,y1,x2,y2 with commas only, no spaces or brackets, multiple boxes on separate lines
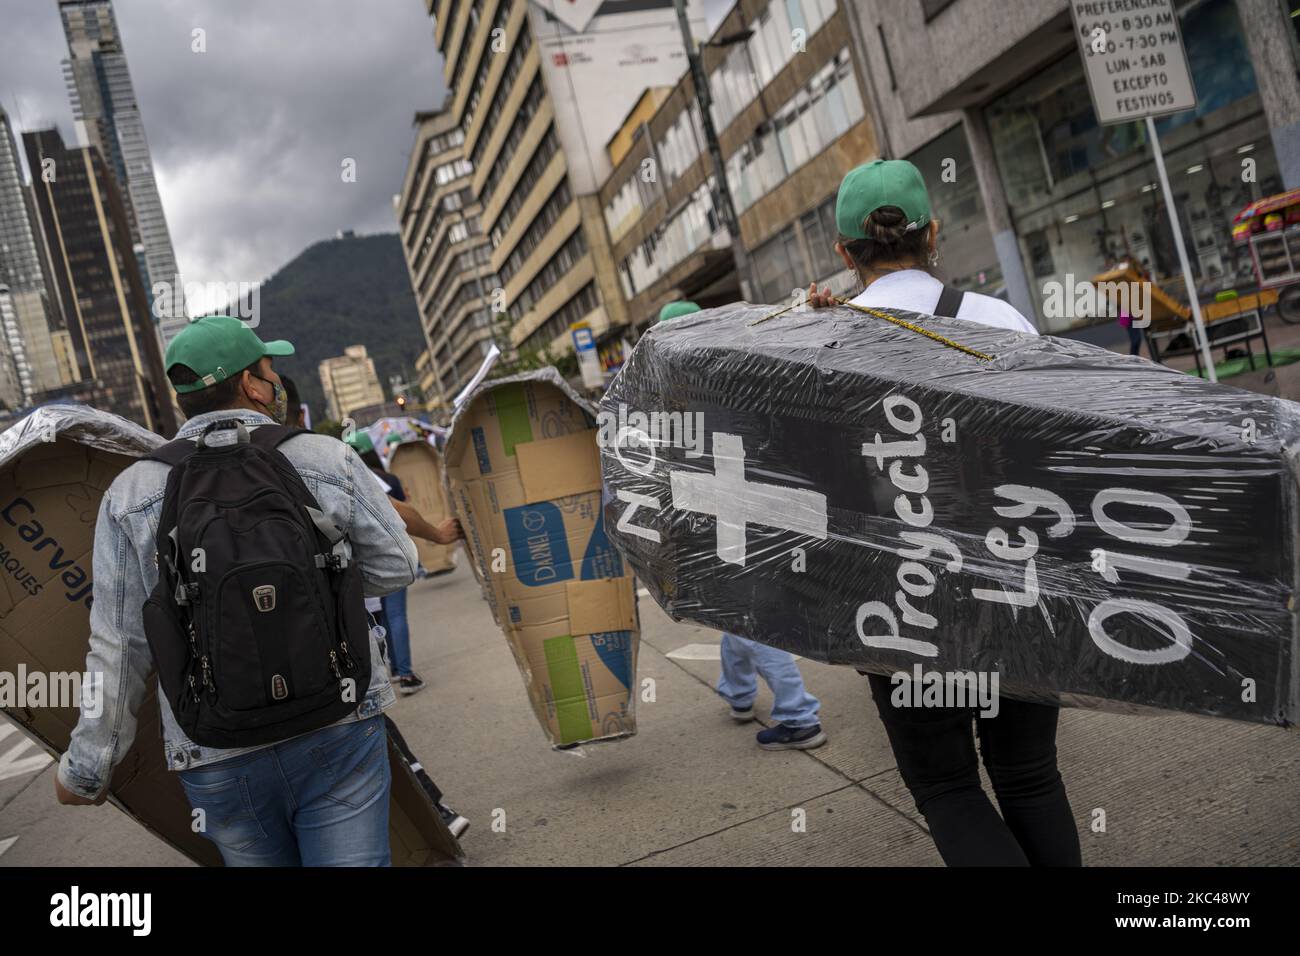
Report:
252,373,288,425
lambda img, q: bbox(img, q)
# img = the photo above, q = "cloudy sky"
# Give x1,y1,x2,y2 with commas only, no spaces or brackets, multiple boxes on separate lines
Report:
1,0,731,314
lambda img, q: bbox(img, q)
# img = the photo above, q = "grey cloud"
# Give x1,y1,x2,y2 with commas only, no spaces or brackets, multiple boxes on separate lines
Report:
2,0,444,296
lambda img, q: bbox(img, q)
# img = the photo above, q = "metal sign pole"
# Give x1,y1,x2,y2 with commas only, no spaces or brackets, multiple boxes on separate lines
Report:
672,0,760,304
1146,116,1217,384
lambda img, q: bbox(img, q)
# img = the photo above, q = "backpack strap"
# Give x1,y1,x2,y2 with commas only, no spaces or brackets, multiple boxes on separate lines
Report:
934,284,966,319
246,422,311,449
142,437,200,467
143,420,307,465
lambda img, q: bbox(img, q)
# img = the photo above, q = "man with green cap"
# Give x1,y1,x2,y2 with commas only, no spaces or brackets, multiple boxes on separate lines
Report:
54,315,461,865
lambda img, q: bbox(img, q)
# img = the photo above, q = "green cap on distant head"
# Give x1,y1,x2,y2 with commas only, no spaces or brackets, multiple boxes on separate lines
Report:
344,431,374,455
165,315,294,394
658,301,701,323
835,159,932,240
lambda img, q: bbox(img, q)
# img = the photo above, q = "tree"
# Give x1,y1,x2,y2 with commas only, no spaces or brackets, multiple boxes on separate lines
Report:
313,417,343,439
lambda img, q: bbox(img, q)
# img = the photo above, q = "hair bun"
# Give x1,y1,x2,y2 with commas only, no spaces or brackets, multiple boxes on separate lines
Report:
865,206,909,245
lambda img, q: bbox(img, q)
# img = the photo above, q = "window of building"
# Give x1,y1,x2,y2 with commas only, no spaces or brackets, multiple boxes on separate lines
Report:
618,180,720,297
710,43,761,133
521,281,600,351
489,126,561,246
752,223,805,304
906,123,1002,297
727,48,863,214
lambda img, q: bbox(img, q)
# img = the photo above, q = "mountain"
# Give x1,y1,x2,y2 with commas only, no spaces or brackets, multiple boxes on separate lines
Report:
242,232,425,422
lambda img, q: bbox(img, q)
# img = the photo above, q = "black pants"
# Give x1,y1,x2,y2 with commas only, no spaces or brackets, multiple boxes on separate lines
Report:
866,673,1082,866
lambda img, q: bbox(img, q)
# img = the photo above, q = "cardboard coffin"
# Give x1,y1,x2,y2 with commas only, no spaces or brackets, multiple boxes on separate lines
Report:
387,439,456,574
0,406,463,865
445,369,639,747
601,303,1300,726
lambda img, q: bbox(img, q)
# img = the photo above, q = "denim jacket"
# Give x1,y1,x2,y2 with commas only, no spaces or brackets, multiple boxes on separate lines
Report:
57,409,419,798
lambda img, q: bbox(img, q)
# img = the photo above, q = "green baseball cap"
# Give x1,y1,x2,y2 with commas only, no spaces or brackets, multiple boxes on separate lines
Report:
343,430,374,455
165,315,295,394
658,301,701,323
835,159,932,240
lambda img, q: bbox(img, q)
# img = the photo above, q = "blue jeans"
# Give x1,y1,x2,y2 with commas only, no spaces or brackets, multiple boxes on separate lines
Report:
716,633,821,727
178,715,392,866
381,588,412,678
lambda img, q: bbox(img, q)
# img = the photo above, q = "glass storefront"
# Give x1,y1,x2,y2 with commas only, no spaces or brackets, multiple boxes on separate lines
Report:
986,0,1283,332
907,124,1004,299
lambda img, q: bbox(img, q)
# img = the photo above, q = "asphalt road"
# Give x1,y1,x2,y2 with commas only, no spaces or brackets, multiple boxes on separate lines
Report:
2,555,1297,866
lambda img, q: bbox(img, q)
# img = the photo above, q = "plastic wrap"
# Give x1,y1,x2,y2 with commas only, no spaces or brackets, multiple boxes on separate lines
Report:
600,303,1300,726
0,403,163,469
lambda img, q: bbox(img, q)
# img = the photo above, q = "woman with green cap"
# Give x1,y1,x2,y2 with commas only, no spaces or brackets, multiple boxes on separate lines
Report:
808,159,1035,333
811,160,1079,867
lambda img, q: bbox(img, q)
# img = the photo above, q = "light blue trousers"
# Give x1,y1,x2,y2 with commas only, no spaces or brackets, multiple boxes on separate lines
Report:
716,632,821,728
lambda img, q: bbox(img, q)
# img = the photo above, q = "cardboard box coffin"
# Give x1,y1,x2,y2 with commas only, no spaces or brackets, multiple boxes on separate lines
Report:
0,407,464,865
445,369,639,747
387,439,456,574
602,302,1300,726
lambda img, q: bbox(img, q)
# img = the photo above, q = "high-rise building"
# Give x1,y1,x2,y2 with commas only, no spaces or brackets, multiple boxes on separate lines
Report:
0,289,29,409
398,0,708,400
397,108,497,408
319,345,386,422
23,127,175,435
0,106,65,402
59,0,185,345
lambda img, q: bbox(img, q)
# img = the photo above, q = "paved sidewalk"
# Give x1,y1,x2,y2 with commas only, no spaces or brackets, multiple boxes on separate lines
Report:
2,560,1297,866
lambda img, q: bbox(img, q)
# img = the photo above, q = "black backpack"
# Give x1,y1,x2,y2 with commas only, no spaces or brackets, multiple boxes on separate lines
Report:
141,419,372,748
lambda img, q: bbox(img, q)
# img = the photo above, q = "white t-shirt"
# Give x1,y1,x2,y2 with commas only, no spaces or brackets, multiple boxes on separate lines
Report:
848,270,1038,336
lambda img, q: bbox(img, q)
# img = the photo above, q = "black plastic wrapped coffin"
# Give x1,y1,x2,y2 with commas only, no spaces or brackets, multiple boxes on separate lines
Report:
599,302,1300,726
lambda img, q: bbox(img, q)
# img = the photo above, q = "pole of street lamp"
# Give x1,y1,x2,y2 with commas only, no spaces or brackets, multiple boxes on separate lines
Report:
671,0,761,304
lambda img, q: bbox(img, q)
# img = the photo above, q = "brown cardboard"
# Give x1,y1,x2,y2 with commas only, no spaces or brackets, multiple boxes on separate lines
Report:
567,578,637,634
515,432,602,503
386,440,456,574
445,371,640,748
0,434,463,866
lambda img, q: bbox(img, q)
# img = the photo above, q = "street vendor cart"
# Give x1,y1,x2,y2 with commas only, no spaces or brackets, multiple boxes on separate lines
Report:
1233,187,1300,324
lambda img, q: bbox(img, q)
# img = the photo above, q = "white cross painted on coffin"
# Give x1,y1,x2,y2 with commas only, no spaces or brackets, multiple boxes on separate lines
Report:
670,432,828,566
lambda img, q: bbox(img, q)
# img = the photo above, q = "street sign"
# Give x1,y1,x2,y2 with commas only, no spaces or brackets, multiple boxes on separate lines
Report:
1069,0,1215,381
1070,0,1197,126
570,321,604,389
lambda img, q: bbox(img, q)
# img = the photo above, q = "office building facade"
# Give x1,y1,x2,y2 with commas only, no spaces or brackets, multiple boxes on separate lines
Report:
0,107,66,402
397,108,498,408
319,344,386,422
23,127,174,435
59,0,186,344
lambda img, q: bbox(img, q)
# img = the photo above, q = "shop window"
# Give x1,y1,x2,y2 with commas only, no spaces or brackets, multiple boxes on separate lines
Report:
753,224,804,305
906,124,1000,295
985,0,1285,330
